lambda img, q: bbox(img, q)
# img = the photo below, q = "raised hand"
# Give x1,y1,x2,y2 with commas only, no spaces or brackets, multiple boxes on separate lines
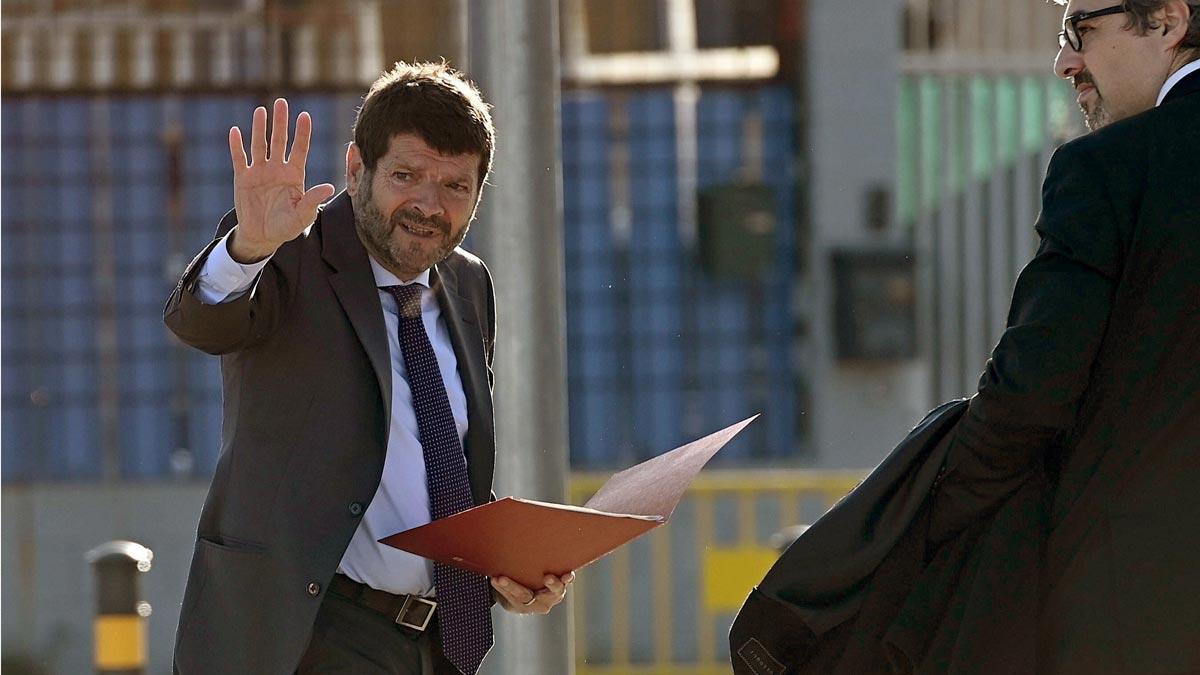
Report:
226,98,336,263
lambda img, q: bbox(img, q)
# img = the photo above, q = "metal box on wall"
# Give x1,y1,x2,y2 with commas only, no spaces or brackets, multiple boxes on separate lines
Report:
831,249,917,361
697,182,777,279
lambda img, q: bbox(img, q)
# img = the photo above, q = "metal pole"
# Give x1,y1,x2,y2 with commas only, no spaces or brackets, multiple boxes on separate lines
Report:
444,0,470,71
90,97,122,481
465,1,573,673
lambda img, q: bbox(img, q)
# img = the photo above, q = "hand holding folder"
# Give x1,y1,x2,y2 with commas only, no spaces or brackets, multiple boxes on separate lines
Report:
380,415,758,590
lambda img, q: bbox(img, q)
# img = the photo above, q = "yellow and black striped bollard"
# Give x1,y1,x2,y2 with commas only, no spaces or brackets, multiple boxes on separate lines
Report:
85,541,153,674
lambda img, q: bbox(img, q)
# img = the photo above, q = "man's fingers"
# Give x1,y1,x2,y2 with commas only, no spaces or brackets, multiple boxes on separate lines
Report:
490,575,570,614
492,577,537,607
269,98,289,161
249,106,268,164
298,184,336,212
228,127,248,175
288,111,313,168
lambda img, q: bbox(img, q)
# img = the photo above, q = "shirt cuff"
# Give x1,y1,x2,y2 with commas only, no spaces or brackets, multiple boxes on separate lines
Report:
194,229,272,305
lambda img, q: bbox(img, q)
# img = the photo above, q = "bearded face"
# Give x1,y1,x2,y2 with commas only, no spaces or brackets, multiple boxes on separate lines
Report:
353,172,470,280
347,134,480,281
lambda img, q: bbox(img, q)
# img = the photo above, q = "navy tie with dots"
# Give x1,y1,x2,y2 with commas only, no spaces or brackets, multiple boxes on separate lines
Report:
384,284,493,675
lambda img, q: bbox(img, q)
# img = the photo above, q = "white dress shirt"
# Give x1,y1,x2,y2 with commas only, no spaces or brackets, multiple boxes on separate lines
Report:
1156,59,1200,106
195,229,471,595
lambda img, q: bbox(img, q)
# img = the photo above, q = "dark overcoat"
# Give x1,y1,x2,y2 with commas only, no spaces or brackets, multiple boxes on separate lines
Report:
931,68,1200,675
732,69,1200,675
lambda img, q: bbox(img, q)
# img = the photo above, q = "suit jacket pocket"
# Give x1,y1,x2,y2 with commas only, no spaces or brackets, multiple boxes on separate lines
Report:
197,533,268,553
176,536,290,674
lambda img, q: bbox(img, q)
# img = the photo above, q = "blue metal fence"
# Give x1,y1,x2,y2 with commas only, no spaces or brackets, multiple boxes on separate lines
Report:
1,86,803,482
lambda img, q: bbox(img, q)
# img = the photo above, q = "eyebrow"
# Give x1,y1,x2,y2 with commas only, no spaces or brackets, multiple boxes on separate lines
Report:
379,161,474,185
1066,7,1113,23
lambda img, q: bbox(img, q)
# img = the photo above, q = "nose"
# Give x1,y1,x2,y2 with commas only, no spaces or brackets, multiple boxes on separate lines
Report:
408,180,445,219
1054,45,1083,81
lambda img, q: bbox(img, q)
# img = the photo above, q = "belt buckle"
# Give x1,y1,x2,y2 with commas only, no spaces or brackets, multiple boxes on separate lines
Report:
396,595,436,632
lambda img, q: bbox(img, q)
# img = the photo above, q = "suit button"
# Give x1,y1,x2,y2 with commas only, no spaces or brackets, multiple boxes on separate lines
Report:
307,582,321,597
349,501,364,516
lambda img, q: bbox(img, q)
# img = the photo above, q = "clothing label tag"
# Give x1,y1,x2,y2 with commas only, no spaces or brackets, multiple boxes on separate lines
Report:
736,637,786,675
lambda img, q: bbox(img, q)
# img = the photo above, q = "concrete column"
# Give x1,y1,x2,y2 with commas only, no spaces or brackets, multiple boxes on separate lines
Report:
806,0,930,468
465,1,574,674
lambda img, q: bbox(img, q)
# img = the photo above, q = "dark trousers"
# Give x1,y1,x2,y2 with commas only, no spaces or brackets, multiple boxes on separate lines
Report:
296,588,458,675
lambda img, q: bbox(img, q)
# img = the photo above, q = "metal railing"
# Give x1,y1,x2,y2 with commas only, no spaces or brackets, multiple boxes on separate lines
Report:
568,470,864,674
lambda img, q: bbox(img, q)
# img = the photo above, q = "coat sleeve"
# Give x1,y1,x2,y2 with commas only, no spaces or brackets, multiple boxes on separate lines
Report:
929,138,1126,543
163,208,299,355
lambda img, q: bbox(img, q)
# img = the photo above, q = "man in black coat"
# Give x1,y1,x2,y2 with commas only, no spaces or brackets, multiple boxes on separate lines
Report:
732,2,1199,674
929,1,1200,672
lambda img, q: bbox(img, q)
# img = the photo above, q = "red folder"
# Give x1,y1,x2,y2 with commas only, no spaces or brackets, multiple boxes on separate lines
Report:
379,415,758,590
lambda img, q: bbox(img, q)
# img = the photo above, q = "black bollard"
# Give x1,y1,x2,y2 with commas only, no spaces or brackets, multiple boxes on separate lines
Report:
85,541,153,675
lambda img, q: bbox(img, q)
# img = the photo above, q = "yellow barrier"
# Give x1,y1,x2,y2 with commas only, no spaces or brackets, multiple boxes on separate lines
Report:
569,470,864,675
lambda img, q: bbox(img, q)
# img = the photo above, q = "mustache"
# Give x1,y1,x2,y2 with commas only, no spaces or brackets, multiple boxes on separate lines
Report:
1073,73,1095,89
390,208,450,234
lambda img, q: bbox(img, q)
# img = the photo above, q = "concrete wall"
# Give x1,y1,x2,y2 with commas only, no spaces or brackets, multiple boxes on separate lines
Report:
805,0,932,468
2,483,208,674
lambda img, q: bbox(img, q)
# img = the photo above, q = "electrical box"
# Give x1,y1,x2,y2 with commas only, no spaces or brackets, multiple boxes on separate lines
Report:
697,182,777,279
832,249,917,361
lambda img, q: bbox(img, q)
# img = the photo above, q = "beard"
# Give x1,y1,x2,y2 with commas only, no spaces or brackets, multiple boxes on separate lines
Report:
1074,73,1113,131
351,173,469,280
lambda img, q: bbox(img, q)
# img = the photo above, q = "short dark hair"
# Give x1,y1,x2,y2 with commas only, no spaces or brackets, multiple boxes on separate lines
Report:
1054,0,1200,53
1124,0,1200,51
353,61,495,191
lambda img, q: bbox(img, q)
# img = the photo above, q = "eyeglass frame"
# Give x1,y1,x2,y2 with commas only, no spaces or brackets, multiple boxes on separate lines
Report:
1058,4,1129,52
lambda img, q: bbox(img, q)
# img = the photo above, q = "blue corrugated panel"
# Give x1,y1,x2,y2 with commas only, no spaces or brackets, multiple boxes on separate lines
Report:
758,87,801,458
1,86,800,481
562,93,619,466
289,94,341,187
2,100,31,481
624,91,684,460
51,99,102,478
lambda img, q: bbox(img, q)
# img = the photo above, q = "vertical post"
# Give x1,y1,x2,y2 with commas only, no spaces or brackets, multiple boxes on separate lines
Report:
444,0,470,71
163,112,195,479
86,541,153,675
90,98,122,480
465,1,573,674
665,0,700,246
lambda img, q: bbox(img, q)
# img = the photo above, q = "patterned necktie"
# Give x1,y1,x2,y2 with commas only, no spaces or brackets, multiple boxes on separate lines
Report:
384,284,494,675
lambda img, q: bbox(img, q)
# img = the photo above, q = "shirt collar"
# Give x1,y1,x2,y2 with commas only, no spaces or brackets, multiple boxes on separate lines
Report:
368,255,431,290
1156,59,1200,106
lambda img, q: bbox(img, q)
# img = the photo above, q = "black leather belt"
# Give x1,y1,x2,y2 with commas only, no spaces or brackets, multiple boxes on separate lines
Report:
329,573,437,632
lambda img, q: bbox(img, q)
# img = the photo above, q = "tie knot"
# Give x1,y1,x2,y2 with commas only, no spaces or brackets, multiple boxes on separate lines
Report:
383,284,423,319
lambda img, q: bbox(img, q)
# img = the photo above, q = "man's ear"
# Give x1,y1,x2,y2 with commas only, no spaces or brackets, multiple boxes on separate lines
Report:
1159,0,1191,49
346,143,363,197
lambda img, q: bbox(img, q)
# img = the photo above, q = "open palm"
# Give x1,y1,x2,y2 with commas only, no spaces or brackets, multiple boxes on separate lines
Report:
227,98,336,262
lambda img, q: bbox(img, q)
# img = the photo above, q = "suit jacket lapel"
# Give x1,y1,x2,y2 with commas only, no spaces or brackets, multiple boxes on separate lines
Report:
320,192,393,426
431,262,494,506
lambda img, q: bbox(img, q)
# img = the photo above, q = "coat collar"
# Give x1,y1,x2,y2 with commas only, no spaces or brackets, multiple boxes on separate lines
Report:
320,192,393,426
1160,64,1200,106
429,260,493,506
318,191,492,502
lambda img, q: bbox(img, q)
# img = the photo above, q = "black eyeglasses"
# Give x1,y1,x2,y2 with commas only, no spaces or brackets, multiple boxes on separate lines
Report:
1058,4,1128,51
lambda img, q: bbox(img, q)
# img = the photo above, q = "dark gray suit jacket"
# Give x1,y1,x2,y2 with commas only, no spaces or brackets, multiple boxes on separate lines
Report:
165,192,497,674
